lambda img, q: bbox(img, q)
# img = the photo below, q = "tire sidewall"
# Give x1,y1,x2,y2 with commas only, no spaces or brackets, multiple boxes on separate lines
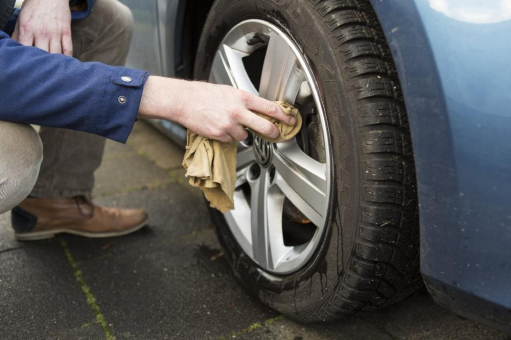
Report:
194,0,360,318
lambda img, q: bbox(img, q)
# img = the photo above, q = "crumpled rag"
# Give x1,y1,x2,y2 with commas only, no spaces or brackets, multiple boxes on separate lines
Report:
182,101,302,213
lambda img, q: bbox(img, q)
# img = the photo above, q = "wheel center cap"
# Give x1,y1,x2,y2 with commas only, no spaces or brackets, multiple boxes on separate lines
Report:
253,136,273,167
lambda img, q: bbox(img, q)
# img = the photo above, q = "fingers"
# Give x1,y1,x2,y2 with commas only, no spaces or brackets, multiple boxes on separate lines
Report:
229,126,249,142
243,92,297,125
49,37,62,54
12,20,71,55
214,127,244,143
62,32,73,56
218,134,234,143
17,23,34,47
34,34,50,52
238,110,280,140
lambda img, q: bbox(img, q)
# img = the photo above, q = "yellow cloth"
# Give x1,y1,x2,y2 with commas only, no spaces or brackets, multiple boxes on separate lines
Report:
182,101,302,213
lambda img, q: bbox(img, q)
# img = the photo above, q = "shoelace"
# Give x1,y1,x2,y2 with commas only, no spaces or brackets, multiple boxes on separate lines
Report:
74,196,94,218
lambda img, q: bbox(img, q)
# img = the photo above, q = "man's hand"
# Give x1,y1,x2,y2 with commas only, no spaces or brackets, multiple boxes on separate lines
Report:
12,0,73,55
138,77,297,143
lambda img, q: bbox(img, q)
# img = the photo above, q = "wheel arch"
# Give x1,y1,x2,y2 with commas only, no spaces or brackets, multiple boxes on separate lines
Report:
149,0,216,146
371,0,511,333
167,0,216,79
368,0,456,210
368,0,457,260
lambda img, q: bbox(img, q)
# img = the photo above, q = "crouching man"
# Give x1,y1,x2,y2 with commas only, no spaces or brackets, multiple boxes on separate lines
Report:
0,0,294,240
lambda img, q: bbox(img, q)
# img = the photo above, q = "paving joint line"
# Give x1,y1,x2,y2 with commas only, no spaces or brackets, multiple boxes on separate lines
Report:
47,320,100,338
219,315,285,339
0,246,24,255
102,151,138,160
59,238,114,340
126,125,185,174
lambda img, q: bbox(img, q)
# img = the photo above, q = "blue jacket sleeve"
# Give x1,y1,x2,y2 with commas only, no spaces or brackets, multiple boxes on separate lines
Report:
71,0,95,20
0,31,149,143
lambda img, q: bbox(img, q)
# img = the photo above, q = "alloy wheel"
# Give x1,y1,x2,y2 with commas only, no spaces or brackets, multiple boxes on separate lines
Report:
209,20,332,274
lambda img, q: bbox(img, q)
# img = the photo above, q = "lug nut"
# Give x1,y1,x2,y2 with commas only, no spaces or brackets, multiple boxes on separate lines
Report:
244,130,254,146
249,164,261,181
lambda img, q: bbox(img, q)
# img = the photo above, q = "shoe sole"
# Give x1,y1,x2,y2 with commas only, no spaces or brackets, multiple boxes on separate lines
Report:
15,217,149,241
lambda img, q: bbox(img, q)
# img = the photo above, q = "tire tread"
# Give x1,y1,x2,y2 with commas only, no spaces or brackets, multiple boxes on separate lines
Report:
297,0,421,322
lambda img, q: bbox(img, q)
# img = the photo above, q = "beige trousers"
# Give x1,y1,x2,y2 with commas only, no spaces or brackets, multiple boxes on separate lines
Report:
0,0,134,214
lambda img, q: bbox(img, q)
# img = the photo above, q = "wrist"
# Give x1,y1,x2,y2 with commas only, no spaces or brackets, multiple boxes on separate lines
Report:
138,76,190,123
138,76,160,119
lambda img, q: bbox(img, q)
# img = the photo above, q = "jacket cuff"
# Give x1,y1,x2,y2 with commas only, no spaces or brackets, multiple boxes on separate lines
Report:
71,0,94,20
95,66,149,143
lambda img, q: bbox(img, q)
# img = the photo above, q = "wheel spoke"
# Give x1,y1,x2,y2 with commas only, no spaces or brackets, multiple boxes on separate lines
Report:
266,188,291,270
249,168,289,270
237,146,255,171
234,146,255,188
259,32,303,103
209,45,258,95
273,141,327,227
250,168,270,268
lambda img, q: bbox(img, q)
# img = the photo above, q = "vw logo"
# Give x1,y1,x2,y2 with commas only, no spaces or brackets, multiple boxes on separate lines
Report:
253,136,273,167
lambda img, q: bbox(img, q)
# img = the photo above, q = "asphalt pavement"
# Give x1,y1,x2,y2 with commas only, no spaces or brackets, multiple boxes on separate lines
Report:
1,121,509,340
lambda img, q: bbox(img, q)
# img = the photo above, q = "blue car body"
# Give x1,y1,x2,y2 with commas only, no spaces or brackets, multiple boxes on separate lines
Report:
371,0,511,332
122,0,511,332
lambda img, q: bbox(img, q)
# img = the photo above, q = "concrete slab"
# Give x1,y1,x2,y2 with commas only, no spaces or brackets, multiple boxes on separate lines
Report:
93,150,176,198
127,121,185,171
361,288,508,340
46,323,106,340
127,121,173,147
102,139,138,159
60,188,277,339
0,244,101,340
232,317,395,340
71,230,277,339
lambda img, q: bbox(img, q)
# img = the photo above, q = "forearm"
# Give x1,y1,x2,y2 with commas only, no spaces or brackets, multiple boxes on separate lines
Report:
0,33,293,145
0,32,147,143
138,76,296,143
138,76,188,123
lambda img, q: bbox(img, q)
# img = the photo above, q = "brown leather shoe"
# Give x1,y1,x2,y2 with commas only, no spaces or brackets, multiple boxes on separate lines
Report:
11,196,148,241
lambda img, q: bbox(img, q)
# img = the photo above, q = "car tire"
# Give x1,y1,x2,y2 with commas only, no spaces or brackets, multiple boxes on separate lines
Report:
194,0,421,322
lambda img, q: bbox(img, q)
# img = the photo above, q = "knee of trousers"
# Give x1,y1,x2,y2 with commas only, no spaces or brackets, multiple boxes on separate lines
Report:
0,122,43,214
118,2,135,38
105,0,135,43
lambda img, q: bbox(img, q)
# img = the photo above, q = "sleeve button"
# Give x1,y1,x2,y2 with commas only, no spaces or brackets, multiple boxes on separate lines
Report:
118,96,127,104
121,76,133,83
